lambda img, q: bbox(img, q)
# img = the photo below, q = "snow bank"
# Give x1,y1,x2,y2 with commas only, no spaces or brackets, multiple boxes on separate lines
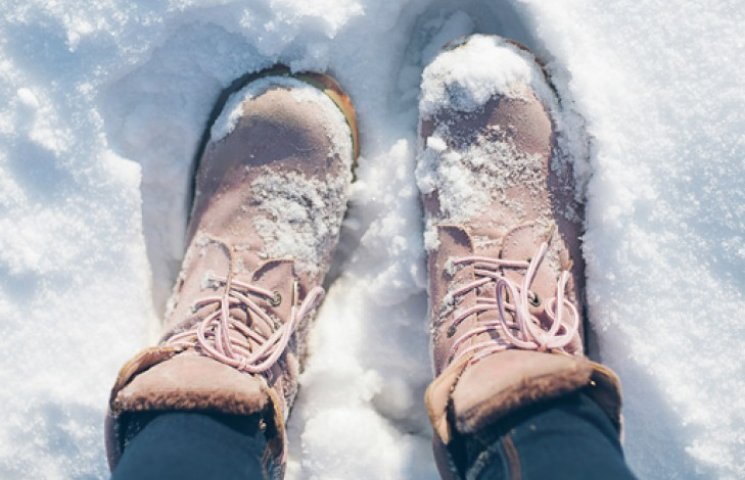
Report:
514,2,745,478
0,0,742,479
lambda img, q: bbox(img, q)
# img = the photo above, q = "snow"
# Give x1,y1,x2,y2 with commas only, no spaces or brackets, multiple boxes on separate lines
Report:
419,35,555,117
252,169,352,276
209,75,353,151
207,75,356,275
0,1,743,479
417,120,546,249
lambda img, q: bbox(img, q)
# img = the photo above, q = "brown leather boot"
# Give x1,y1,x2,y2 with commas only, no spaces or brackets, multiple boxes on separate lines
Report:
416,35,622,478
105,69,359,477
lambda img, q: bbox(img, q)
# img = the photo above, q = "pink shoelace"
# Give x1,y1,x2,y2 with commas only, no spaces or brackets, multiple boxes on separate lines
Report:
446,241,581,366
166,240,324,374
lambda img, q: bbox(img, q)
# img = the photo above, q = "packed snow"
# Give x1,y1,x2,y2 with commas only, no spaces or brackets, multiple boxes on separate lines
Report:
418,34,555,117
251,168,353,276
0,1,743,479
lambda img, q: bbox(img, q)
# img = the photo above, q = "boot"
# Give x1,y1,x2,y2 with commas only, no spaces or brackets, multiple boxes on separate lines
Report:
105,68,359,478
416,35,622,478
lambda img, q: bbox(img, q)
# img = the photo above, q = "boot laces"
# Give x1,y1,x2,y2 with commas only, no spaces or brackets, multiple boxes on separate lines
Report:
165,238,324,374
445,241,581,366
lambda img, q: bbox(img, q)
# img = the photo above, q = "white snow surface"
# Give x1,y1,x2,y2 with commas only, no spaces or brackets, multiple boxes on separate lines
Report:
0,1,743,479
209,75,353,151
252,168,353,276
419,35,555,117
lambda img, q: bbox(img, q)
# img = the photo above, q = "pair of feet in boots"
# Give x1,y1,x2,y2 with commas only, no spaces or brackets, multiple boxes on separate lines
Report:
106,35,624,478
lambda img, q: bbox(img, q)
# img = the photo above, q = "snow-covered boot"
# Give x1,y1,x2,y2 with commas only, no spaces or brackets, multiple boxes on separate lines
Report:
105,69,359,477
416,35,622,478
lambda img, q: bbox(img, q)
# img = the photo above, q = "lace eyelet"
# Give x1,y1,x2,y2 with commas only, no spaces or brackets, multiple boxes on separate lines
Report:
529,292,541,307
270,291,282,307
447,325,457,338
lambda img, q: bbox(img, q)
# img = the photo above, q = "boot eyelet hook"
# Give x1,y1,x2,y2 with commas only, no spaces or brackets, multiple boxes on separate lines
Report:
270,291,282,307
528,291,541,307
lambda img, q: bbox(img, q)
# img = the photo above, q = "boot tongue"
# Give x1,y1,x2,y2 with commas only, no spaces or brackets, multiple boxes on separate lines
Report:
164,234,297,334
500,222,584,355
499,222,559,303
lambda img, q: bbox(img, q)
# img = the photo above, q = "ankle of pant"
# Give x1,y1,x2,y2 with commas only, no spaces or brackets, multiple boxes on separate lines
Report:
113,411,271,480
452,391,632,479
120,409,266,447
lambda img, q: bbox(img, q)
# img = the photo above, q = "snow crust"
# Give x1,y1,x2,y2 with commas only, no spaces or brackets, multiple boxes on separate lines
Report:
251,168,352,275
0,0,743,479
419,35,555,117
209,75,352,153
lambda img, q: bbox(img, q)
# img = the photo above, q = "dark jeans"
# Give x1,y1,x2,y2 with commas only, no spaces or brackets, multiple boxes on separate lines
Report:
112,393,635,480
456,392,636,479
111,412,268,480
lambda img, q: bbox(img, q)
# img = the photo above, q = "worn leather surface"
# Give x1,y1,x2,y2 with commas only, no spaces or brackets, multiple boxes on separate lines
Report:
105,75,356,473
418,40,622,469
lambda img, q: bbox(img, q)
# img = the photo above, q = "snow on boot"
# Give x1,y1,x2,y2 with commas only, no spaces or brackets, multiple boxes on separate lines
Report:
105,69,358,477
416,35,622,477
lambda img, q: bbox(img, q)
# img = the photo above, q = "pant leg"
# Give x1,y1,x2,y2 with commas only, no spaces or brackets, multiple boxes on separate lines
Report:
463,392,637,480
111,411,268,480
